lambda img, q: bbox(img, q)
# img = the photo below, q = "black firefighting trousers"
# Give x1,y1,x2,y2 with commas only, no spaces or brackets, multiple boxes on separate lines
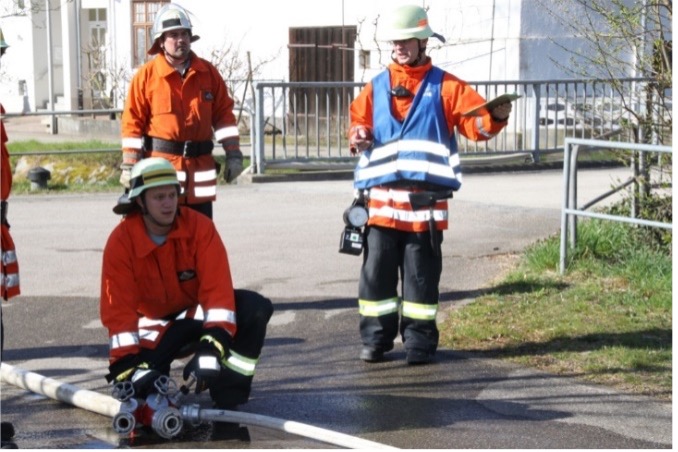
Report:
138,289,273,408
358,226,443,354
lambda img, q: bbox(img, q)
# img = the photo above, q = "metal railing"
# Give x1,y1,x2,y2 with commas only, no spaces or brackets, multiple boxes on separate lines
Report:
4,77,669,177
253,77,666,173
559,137,672,274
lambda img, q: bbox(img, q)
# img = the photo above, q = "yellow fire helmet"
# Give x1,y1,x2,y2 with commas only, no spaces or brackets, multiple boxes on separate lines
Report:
378,5,445,43
128,158,180,201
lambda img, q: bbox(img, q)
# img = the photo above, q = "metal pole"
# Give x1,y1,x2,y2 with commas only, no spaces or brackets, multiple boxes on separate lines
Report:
46,0,57,134
75,0,82,110
531,84,541,162
255,83,265,174
567,143,580,250
559,139,572,274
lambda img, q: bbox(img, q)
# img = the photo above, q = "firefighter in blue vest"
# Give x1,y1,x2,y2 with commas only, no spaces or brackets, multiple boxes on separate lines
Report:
348,5,512,364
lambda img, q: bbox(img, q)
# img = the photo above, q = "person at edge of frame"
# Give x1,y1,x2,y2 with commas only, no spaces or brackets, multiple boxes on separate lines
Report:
0,26,20,450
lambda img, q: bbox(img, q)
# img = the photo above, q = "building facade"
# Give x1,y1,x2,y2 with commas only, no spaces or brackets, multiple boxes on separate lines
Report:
0,0,642,114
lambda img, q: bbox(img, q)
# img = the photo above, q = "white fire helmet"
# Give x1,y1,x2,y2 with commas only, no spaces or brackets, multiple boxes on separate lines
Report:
148,4,200,55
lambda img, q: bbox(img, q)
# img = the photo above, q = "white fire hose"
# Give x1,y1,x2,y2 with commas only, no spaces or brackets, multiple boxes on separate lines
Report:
0,363,396,449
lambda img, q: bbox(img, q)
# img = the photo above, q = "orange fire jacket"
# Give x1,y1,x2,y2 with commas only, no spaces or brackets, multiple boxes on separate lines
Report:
1,103,20,300
121,52,240,204
100,207,237,364
350,59,508,231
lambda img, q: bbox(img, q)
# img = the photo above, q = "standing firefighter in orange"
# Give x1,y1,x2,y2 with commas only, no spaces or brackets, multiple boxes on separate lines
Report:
0,26,20,448
348,5,512,365
101,158,273,439
119,3,243,219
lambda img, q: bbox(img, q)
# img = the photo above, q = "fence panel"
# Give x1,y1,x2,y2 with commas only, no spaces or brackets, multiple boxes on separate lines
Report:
254,77,664,173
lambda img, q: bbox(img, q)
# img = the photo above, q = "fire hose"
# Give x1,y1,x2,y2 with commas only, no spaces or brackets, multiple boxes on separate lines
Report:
0,363,396,449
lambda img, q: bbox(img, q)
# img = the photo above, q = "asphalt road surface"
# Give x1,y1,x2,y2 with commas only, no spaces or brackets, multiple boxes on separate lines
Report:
0,169,671,449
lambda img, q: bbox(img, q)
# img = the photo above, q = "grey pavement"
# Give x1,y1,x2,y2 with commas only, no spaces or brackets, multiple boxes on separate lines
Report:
0,126,672,448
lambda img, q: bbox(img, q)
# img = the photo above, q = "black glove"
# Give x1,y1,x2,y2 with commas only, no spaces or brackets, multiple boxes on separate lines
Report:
129,366,164,398
224,150,244,183
182,328,232,394
107,356,163,399
182,341,220,394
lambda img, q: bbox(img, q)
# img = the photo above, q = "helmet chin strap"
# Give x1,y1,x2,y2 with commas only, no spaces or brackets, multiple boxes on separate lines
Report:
413,43,427,66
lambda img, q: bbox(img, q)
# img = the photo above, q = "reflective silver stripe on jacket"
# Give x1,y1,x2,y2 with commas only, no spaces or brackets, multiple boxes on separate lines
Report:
367,188,448,223
122,137,144,149
214,125,240,142
176,305,204,321
2,250,17,265
1,273,19,288
110,332,140,350
194,186,217,197
194,169,217,183
206,308,237,325
368,205,448,223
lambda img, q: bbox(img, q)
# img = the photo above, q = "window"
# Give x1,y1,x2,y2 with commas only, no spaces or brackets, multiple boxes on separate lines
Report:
359,50,370,70
132,1,168,67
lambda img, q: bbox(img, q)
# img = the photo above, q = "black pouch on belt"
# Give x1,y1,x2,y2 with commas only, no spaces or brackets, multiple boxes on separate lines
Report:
408,190,453,256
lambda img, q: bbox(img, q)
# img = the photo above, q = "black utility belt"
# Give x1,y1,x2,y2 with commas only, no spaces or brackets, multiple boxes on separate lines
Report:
379,181,449,191
145,137,214,158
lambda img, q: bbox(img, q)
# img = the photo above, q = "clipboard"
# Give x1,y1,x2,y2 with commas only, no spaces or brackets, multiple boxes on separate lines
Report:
462,93,522,117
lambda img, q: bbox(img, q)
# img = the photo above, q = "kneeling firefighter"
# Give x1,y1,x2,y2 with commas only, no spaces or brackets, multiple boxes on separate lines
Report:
100,158,273,426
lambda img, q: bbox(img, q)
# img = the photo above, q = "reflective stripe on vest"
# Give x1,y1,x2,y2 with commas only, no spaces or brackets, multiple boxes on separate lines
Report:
354,67,461,190
359,297,399,317
224,350,258,377
402,301,438,321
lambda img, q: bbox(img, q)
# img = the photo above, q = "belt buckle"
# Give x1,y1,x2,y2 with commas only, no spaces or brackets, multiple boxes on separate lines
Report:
183,141,193,158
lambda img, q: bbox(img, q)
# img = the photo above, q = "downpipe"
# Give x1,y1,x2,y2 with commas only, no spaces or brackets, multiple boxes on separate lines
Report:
0,363,397,449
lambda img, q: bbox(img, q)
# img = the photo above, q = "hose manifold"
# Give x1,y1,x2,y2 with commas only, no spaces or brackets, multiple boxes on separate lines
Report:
151,406,183,439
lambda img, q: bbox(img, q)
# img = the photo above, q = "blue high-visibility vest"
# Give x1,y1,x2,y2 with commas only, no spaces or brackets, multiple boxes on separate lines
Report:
354,66,462,190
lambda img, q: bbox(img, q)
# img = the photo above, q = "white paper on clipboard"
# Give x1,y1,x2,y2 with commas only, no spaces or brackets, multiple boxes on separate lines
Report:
462,93,522,117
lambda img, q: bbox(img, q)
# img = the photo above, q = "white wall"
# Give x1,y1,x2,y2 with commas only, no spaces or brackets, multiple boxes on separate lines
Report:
164,0,581,84
2,0,642,114
0,8,35,112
